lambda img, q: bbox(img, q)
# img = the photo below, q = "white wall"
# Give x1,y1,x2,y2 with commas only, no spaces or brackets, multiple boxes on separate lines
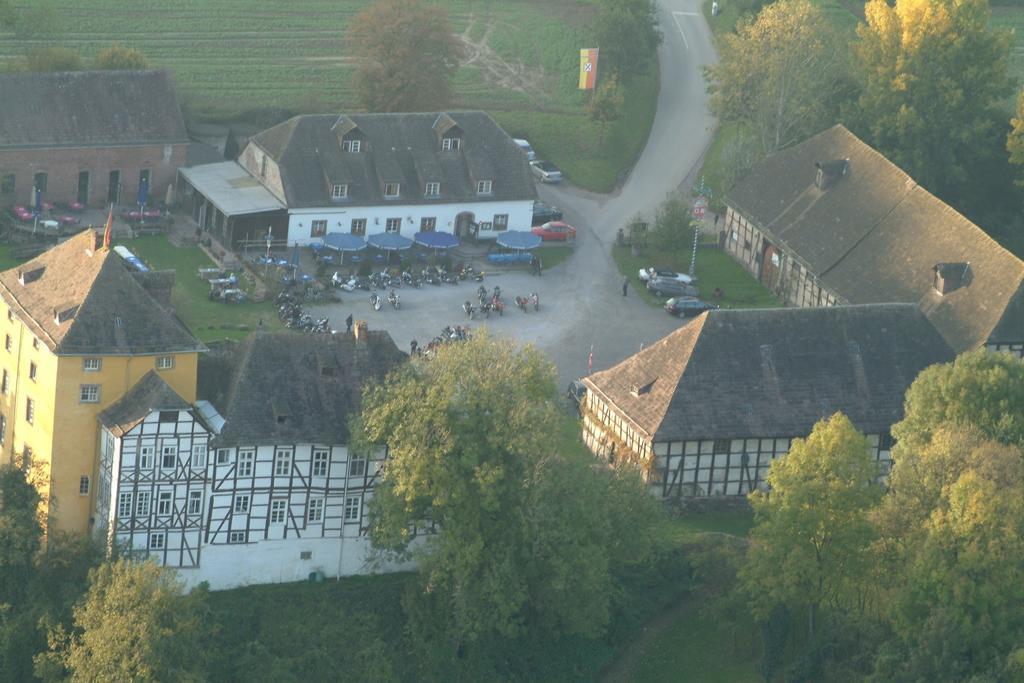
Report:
286,199,534,245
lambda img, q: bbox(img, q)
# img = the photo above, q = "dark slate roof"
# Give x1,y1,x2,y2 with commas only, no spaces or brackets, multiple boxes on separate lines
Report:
0,230,204,355
98,371,190,437
0,70,188,149
583,305,956,443
249,111,536,208
726,125,1024,352
199,330,406,446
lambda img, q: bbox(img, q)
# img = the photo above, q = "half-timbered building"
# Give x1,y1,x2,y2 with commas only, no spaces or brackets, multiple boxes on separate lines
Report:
581,304,955,497
95,326,409,589
721,124,1024,356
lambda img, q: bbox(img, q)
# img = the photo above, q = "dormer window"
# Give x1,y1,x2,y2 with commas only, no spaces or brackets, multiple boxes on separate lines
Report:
476,180,493,195
332,184,348,199
425,182,440,197
342,139,361,153
441,137,460,151
384,183,400,199
18,267,44,285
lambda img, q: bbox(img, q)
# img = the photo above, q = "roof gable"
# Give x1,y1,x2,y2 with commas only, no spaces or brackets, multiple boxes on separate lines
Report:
98,371,191,437
0,70,187,149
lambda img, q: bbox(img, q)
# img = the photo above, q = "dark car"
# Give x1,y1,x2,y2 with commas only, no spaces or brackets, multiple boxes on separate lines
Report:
665,297,718,317
566,379,587,415
532,201,563,226
647,277,699,298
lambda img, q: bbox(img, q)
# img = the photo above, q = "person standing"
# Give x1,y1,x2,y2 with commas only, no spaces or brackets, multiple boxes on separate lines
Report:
345,313,353,334
622,277,629,297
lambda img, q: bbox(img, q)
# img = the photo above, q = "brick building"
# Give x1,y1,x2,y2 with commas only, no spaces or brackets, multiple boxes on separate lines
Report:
0,70,188,209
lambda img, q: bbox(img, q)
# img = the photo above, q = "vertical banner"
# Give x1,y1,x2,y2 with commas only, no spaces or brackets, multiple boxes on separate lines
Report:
579,48,599,90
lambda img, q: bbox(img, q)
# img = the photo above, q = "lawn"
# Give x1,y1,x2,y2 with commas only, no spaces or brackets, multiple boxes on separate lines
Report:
122,235,283,342
535,244,575,271
612,243,778,310
2,0,657,192
657,509,755,546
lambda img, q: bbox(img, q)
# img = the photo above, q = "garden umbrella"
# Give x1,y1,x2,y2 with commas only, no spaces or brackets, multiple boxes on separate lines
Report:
366,232,413,251
322,232,367,252
496,231,542,250
413,231,459,249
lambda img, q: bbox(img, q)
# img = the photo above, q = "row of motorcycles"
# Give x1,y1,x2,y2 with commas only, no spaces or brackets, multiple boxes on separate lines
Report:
368,289,401,312
332,265,485,292
463,286,539,320
277,292,332,333
414,325,473,357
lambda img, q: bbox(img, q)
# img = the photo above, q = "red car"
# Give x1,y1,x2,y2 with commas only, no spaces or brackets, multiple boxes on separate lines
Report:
531,220,577,241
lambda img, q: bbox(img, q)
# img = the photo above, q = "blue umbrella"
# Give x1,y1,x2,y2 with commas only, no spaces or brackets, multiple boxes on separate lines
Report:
413,231,459,249
322,232,367,252
366,232,413,251
496,231,542,250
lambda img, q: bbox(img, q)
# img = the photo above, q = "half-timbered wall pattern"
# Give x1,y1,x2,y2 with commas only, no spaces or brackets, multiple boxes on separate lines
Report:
989,343,1024,359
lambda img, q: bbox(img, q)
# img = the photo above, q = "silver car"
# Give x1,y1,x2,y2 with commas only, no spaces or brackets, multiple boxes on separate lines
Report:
530,160,563,183
647,276,699,298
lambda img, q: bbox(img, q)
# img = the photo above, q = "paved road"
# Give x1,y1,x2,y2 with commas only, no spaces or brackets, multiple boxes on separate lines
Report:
310,0,717,388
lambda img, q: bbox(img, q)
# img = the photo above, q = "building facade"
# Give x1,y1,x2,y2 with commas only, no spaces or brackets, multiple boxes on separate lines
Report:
722,125,1024,356
0,70,188,209
581,305,956,497
0,230,203,534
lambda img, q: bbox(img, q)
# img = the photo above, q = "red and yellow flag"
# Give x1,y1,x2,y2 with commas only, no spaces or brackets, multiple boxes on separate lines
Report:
102,205,113,249
579,48,599,90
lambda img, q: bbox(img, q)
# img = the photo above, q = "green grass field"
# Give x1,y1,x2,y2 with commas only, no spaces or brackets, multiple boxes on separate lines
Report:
991,6,1024,95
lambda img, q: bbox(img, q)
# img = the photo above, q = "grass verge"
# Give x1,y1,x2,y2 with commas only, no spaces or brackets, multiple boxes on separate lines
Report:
657,509,755,546
612,243,778,310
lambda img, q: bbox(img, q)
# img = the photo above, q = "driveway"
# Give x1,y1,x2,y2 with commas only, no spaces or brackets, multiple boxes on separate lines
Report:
309,0,717,388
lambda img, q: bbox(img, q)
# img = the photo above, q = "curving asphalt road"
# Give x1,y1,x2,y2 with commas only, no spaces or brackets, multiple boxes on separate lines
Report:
311,0,717,388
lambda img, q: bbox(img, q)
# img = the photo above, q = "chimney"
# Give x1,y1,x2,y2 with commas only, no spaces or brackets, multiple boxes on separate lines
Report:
353,320,369,342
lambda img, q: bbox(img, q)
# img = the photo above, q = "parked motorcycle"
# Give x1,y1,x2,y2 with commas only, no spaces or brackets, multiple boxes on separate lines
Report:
515,296,529,313
369,292,382,311
490,296,505,317
387,289,401,310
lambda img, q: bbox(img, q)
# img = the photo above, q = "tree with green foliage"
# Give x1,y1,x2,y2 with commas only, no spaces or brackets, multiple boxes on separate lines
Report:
93,43,150,71
707,0,849,155
594,0,661,78
23,47,82,72
851,0,1012,198
1008,90,1024,187
588,73,624,143
741,413,883,640
0,461,42,606
361,333,661,652
35,559,209,682
347,0,463,113
649,195,693,254
892,349,1024,452
870,429,1024,681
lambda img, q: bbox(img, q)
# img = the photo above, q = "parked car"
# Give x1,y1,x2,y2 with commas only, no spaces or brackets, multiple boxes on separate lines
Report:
532,220,576,241
513,138,536,161
647,277,699,298
532,201,563,226
566,379,587,415
638,267,695,284
530,160,563,183
665,297,718,317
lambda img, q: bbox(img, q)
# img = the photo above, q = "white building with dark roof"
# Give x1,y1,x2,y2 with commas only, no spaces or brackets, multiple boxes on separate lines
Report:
178,111,537,248
94,327,416,589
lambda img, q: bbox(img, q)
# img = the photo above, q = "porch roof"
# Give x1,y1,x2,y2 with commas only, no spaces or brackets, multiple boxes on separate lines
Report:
179,161,285,217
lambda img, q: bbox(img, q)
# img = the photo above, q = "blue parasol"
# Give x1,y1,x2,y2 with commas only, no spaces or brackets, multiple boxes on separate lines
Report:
366,232,413,251
413,231,459,249
496,230,542,250
322,233,367,252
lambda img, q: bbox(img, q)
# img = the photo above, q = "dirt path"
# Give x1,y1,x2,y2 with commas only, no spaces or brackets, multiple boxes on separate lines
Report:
458,14,549,110
599,595,693,683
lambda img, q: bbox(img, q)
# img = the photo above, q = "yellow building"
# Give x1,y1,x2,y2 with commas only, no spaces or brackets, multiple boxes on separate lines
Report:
0,229,204,534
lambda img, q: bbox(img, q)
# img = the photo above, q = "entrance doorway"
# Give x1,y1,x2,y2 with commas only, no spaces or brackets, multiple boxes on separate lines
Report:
77,171,90,205
760,243,781,291
107,170,121,205
454,211,475,239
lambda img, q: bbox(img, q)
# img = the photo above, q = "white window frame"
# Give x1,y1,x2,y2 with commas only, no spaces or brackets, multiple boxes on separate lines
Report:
187,491,202,515
385,217,401,233
420,217,436,232
342,139,361,153
192,444,207,468
161,445,176,470
307,498,324,523
331,184,348,199
344,496,361,521
118,492,133,518
139,446,154,470
311,219,328,237
238,449,254,477
383,183,400,199
79,475,90,495
136,491,151,516
156,356,175,370
149,533,165,550
312,449,329,477
83,357,101,371
350,456,367,477
229,530,247,544
441,137,460,151
25,398,33,425
476,179,492,195
350,218,367,235
216,449,230,465
270,499,287,524
233,494,250,514
80,384,100,403
157,491,172,515
274,449,292,476
425,181,440,197
493,214,509,230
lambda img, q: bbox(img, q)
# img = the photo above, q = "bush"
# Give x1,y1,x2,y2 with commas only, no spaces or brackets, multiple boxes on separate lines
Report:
93,43,149,70
24,47,82,72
